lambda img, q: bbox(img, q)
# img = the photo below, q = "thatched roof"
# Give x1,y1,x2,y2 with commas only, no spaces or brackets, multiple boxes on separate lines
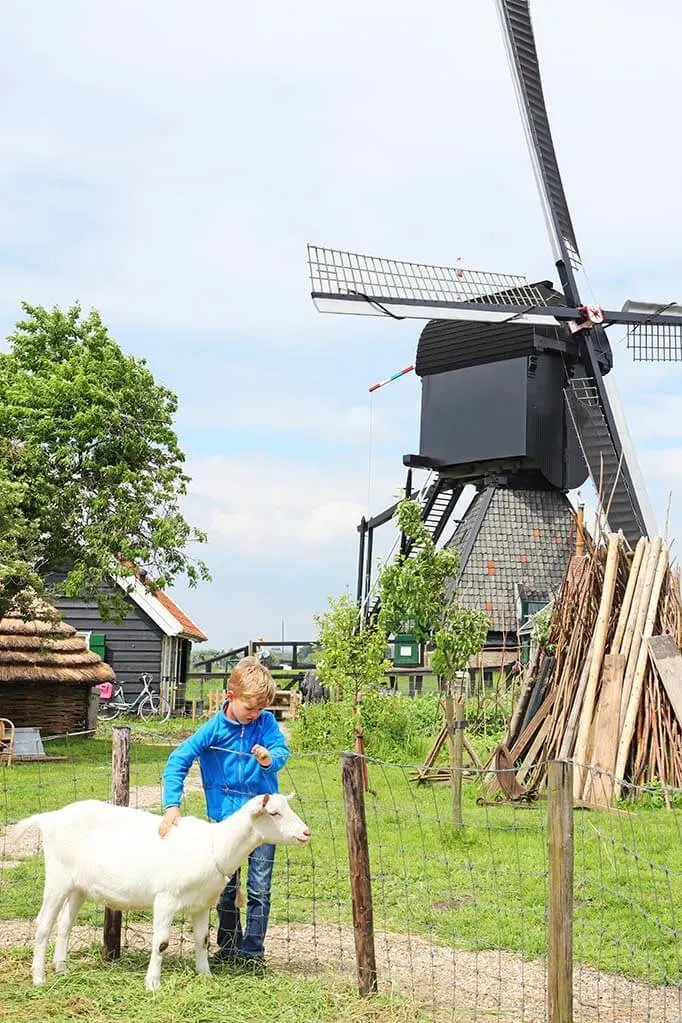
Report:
0,609,115,686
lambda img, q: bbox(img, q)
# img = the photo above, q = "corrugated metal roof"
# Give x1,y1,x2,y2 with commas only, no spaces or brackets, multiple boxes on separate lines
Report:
446,486,575,633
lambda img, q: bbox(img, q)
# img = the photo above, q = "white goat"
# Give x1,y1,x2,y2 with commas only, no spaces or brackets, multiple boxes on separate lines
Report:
12,792,310,990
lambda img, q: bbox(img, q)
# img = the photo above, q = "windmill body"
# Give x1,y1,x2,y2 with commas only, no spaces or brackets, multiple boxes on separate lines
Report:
307,0,682,660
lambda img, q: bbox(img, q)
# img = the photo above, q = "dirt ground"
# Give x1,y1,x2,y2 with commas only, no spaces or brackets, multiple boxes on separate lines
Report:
1,916,679,1023
2,783,680,1023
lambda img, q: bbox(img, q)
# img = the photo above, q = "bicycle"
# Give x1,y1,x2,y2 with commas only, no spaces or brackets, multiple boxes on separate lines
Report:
97,673,172,723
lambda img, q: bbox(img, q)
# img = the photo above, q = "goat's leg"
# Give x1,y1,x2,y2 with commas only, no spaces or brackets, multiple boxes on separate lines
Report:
32,885,70,985
192,909,211,977
53,889,86,974
145,897,175,991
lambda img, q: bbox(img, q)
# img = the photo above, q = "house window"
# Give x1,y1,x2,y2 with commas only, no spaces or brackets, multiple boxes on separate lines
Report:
76,631,107,660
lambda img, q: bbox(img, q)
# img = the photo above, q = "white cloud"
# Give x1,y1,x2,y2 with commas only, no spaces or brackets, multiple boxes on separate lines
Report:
179,393,391,443
627,394,682,443
186,452,401,558
2,0,682,644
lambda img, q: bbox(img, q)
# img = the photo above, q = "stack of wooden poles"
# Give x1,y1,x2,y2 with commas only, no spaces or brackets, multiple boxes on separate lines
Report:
491,534,682,807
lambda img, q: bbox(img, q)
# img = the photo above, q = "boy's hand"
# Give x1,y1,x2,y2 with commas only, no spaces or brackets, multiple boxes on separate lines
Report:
159,807,181,837
251,744,272,768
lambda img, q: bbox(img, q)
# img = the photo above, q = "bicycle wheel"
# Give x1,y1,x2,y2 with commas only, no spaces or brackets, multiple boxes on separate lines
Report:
157,694,171,723
98,701,121,722
139,693,171,723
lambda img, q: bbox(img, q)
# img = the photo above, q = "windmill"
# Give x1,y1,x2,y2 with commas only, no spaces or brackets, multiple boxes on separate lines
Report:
307,0,682,659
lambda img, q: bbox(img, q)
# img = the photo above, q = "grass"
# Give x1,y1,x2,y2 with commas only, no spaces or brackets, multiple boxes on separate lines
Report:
1,723,680,1014
0,948,431,1023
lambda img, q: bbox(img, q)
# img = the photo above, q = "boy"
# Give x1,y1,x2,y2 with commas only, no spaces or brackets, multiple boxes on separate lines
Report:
159,656,290,970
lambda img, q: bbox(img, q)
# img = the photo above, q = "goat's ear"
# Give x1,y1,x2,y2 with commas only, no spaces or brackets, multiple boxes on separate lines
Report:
253,794,270,816
283,791,295,801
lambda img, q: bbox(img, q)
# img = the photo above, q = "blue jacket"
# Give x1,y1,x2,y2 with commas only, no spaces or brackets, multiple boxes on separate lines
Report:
162,706,290,821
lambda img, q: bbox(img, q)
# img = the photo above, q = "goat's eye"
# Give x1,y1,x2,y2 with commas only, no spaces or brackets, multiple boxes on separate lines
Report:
269,810,281,817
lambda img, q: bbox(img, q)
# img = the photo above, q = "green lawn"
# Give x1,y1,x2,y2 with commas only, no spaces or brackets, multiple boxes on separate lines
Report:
0,950,429,1023
1,725,680,1012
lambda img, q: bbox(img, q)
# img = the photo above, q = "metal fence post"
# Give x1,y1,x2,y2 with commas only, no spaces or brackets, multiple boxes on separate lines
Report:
341,752,378,996
547,760,574,1023
103,725,130,960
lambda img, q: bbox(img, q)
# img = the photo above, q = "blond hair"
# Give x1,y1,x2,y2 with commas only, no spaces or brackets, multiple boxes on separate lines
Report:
228,656,276,705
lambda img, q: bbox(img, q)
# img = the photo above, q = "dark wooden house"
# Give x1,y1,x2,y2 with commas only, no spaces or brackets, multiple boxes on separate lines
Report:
53,573,207,708
0,609,115,735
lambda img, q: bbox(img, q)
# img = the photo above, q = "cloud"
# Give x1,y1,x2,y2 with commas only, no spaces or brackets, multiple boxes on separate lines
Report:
626,394,682,443
185,452,402,559
1,0,681,646
179,392,392,444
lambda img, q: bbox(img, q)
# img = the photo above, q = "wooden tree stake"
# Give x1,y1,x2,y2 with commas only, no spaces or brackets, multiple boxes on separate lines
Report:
341,752,378,996
444,690,465,828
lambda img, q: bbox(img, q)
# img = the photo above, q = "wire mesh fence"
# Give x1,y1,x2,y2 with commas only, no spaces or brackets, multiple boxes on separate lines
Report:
1,728,680,1023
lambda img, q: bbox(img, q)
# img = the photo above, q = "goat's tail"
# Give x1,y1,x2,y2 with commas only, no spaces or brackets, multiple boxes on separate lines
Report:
9,813,46,849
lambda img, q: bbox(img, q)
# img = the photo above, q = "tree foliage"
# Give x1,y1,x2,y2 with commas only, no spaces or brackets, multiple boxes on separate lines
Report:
314,592,389,705
378,498,490,682
377,497,460,642
0,302,209,618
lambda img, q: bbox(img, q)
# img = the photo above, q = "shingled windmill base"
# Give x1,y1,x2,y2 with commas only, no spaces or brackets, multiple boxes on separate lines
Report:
448,482,576,670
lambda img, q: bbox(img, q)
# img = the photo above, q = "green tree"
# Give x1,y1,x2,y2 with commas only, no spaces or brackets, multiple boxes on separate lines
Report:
378,498,490,684
190,648,227,671
0,302,209,618
314,591,389,748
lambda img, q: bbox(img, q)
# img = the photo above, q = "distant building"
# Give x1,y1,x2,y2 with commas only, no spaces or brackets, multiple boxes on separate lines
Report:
53,572,207,708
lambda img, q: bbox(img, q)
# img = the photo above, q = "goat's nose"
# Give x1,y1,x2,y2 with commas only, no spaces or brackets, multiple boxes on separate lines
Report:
302,828,311,837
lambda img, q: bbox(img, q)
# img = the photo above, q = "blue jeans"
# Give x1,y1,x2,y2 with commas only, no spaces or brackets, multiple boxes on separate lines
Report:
216,844,276,960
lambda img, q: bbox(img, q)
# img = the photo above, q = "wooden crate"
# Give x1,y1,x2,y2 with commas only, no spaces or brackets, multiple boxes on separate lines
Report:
269,689,302,722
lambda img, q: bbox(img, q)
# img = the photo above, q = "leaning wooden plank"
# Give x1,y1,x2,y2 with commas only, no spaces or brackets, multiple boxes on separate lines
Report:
516,716,551,790
558,633,595,759
582,653,626,807
573,533,621,799
648,634,682,728
495,744,530,800
612,538,646,655
614,543,669,798
619,539,660,728
508,689,557,761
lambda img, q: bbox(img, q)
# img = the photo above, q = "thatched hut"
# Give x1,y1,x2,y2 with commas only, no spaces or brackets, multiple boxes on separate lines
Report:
0,609,115,736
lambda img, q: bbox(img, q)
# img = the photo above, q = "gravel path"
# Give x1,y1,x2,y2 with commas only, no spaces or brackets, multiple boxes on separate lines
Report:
1,916,678,1023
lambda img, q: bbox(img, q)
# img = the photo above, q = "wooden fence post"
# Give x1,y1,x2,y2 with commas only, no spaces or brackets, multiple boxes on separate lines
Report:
547,760,573,1023
341,752,378,996
103,726,131,960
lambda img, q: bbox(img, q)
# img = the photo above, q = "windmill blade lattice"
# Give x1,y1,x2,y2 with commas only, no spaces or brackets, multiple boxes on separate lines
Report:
625,322,682,362
307,245,551,310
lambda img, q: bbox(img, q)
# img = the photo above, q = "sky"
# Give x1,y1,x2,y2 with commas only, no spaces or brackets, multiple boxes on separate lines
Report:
1,0,681,650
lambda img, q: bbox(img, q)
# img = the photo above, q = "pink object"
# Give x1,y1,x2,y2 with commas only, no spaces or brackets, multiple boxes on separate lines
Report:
96,682,114,701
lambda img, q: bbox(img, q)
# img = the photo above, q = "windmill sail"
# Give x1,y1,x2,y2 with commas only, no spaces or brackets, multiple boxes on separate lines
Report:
307,245,560,325
496,0,657,541
565,374,656,545
494,0,581,277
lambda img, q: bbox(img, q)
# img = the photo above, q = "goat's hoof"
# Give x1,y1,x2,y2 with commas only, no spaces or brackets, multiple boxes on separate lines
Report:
53,961,67,974
32,974,46,987
145,975,161,992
